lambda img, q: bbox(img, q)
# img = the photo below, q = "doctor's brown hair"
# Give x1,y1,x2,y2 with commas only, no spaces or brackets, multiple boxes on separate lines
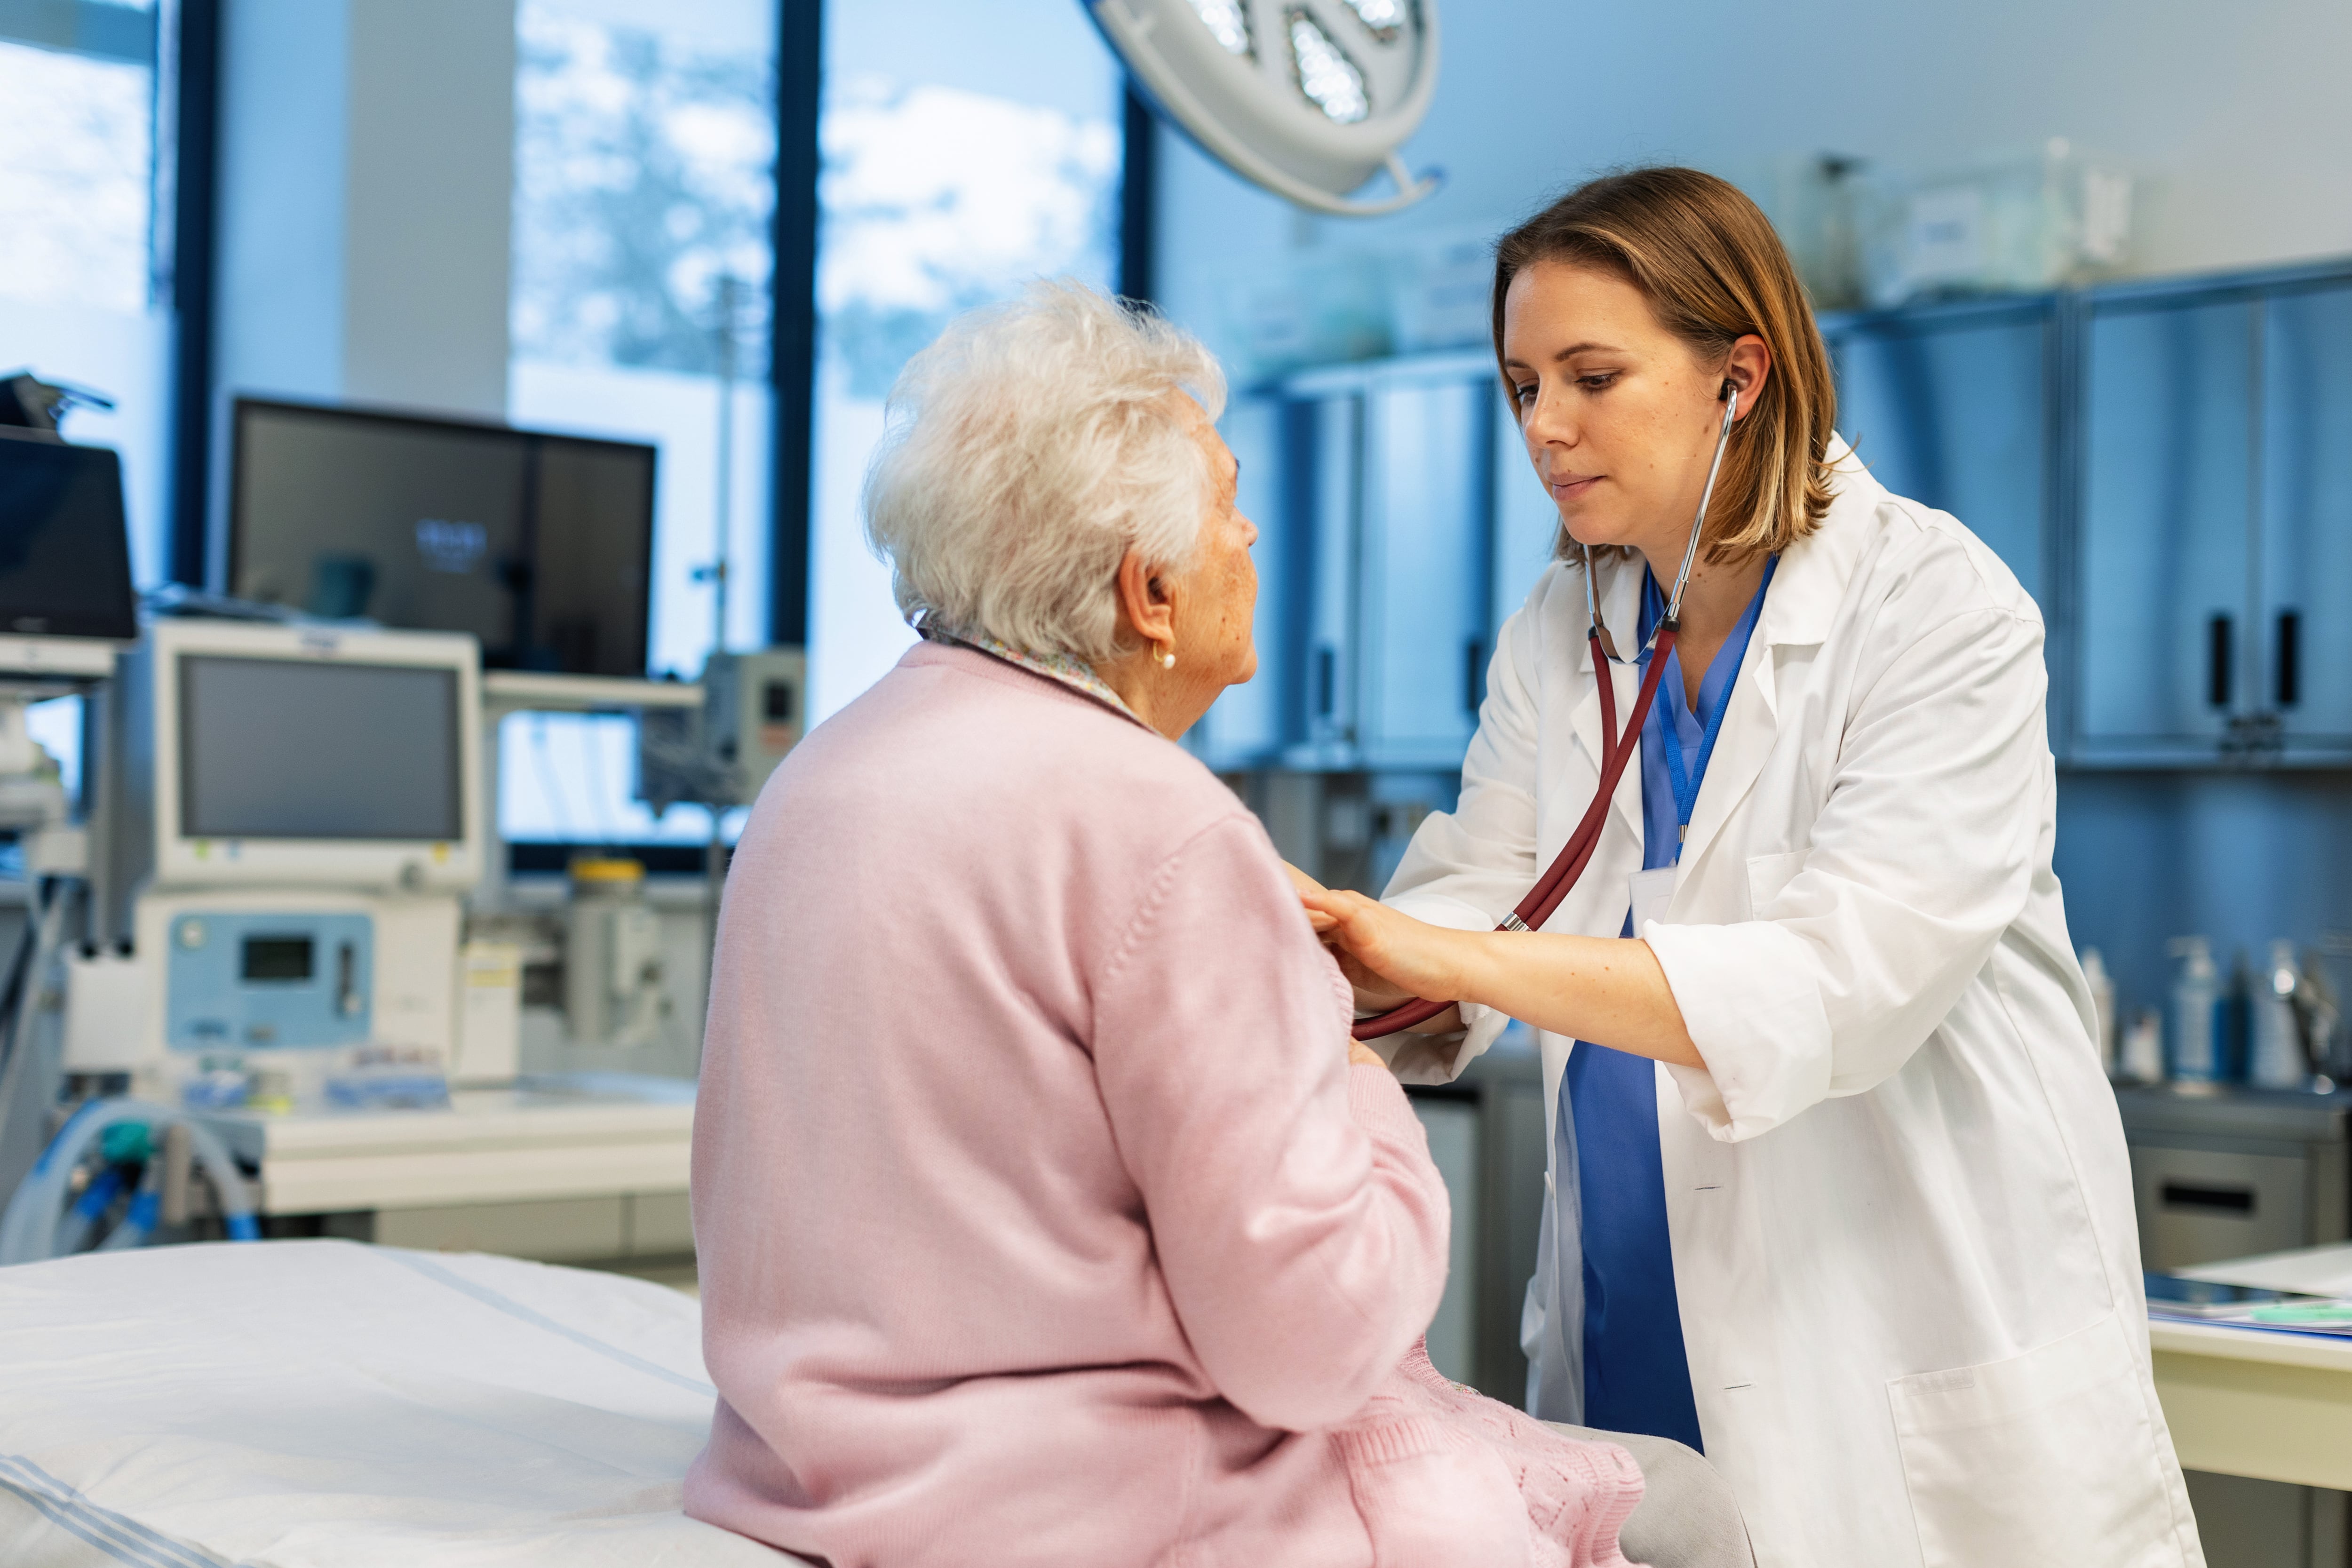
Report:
1490,167,1837,565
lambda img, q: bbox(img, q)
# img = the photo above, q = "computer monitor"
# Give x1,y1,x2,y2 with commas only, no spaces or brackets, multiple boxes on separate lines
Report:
228,398,655,678
0,429,139,677
146,619,484,891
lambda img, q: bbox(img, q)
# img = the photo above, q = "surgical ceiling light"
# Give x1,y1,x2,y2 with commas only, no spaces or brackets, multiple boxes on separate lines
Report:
1084,0,1441,217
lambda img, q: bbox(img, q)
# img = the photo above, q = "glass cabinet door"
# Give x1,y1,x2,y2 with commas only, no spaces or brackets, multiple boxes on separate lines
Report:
1359,365,1493,768
2260,282,2352,751
1189,392,1291,766
1294,383,1363,762
1489,384,1562,637
2075,294,2256,755
1825,300,2056,610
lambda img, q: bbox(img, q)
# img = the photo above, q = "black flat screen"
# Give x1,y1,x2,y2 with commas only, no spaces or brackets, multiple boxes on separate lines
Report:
229,400,654,677
0,430,139,641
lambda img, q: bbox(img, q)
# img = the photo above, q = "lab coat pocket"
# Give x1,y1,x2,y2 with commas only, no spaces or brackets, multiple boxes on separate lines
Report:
1742,850,1804,920
1888,1312,2177,1568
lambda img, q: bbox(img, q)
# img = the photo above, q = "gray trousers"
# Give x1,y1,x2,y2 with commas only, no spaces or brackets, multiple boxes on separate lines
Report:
1544,1424,1755,1568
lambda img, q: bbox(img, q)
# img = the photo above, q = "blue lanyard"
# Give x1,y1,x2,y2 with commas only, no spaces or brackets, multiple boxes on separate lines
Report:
1656,669,1730,837
1644,557,1776,841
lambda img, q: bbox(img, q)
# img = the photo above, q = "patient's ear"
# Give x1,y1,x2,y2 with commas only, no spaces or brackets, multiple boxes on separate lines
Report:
1115,548,1175,648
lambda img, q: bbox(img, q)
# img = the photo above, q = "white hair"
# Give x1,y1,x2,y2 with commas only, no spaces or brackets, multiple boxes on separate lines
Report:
863,279,1228,664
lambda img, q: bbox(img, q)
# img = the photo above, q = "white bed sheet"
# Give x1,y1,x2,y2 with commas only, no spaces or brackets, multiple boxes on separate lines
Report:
0,1239,809,1568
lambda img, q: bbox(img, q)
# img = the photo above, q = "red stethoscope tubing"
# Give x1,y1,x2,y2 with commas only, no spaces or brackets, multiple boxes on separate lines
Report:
1346,380,1736,1043
1351,620,1680,1042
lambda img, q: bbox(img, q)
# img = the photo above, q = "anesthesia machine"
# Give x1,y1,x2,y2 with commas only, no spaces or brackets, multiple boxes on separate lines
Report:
72,618,501,1106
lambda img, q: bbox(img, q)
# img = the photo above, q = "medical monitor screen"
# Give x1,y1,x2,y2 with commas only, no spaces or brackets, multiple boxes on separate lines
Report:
178,656,463,842
0,431,138,640
229,400,654,677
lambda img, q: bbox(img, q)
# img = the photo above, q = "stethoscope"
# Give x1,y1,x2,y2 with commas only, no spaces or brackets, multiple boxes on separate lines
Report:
1355,380,1742,1041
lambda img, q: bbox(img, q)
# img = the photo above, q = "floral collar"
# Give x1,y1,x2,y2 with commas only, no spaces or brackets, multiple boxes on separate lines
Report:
921,621,1149,730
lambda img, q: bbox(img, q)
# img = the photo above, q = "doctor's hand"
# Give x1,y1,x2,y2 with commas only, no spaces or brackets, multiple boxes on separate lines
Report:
1300,890,1481,1015
1284,861,1339,933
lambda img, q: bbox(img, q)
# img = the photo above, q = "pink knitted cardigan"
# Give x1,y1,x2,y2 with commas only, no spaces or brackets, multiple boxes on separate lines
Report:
684,641,1643,1567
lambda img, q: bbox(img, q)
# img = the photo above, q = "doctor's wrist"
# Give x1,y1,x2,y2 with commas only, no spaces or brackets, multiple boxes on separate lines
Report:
1444,929,1502,1011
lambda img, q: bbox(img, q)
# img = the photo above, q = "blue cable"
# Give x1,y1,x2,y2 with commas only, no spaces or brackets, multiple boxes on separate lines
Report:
70,1166,124,1221
111,1189,159,1247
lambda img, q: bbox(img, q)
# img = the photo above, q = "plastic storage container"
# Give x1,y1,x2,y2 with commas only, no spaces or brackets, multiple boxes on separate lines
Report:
1859,138,2132,308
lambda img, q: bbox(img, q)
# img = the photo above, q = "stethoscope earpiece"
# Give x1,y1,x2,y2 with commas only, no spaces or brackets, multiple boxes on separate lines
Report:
1579,377,1743,653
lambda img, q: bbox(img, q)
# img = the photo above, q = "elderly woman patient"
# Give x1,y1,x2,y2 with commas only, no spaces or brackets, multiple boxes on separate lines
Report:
684,282,1652,1568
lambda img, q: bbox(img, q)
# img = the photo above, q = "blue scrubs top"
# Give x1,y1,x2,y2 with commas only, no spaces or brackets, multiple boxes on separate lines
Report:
1561,557,1776,1449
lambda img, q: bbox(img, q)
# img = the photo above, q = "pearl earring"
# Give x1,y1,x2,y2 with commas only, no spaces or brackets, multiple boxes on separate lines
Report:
1157,646,1176,670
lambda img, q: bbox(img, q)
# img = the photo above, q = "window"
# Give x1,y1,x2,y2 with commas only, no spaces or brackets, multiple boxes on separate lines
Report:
0,0,172,588
503,0,778,846
512,0,779,676
0,0,177,804
498,0,1136,848
806,1,1126,723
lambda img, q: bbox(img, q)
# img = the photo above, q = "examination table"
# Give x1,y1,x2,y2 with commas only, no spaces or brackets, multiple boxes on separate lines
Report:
0,1241,1747,1567
0,1241,798,1568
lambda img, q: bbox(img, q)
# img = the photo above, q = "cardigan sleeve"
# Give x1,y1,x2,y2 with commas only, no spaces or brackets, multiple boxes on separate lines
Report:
1092,815,1451,1433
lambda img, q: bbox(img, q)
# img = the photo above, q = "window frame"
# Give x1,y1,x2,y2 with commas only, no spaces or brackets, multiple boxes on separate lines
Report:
767,0,821,648
168,0,219,586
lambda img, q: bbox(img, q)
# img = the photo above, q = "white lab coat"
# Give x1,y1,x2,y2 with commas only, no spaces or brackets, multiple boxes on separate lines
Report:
1379,445,2204,1568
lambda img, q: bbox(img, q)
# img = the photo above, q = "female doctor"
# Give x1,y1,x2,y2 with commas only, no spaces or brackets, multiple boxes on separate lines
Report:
1299,168,2205,1568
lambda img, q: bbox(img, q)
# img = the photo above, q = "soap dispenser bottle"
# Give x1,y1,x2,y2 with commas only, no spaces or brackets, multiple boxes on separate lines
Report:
2168,937,2221,1083
2251,939,2309,1090
2081,948,2118,1075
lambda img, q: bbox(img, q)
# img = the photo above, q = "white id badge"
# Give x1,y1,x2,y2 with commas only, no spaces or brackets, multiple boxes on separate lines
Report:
1629,866,1677,937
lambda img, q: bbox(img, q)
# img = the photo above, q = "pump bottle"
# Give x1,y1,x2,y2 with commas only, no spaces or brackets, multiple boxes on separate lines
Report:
2250,939,2308,1090
2168,937,2221,1083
